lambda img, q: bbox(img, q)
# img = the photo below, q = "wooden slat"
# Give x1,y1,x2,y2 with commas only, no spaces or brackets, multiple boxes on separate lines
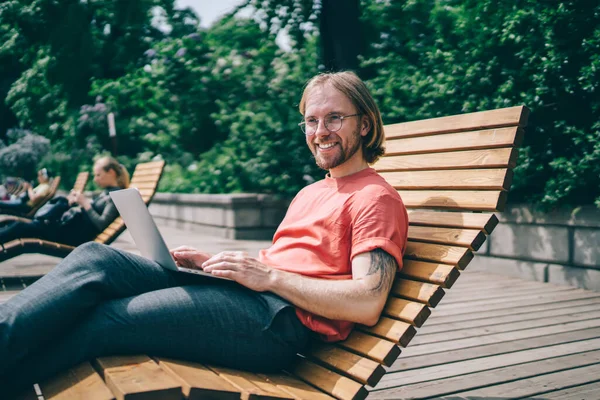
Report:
129,176,163,185
388,326,600,373
133,161,166,170
381,169,512,190
291,359,367,400
386,127,523,156
384,106,529,140
157,358,241,400
399,190,508,211
131,168,165,178
256,373,335,400
209,366,293,399
400,260,460,288
337,331,401,367
382,297,431,327
391,279,445,307
408,226,486,251
454,362,600,398
94,355,182,400
358,317,417,347
130,182,158,190
308,344,385,386
407,210,499,234
378,341,600,398
375,147,517,172
405,241,473,268
39,362,114,400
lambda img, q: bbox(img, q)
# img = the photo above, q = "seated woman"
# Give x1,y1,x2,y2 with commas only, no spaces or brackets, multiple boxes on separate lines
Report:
0,157,129,247
0,168,53,215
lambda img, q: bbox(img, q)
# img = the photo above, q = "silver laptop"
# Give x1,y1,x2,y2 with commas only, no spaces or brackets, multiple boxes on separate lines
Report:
110,188,228,280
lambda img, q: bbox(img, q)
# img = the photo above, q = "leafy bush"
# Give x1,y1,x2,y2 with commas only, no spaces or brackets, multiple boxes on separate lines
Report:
0,129,50,180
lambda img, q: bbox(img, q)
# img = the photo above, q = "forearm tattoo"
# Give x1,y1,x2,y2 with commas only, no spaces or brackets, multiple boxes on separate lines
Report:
366,248,398,293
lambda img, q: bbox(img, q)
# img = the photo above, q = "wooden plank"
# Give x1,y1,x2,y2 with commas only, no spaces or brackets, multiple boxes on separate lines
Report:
426,294,600,327
375,147,517,172
407,210,499,234
131,168,165,178
386,126,523,155
404,241,473,268
391,279,445,307
39,362,115,400
434,288,596,313
358,317,417,347
157,358,241,400
384,106,528,139
94,355,182,400
130,182,158,190
400,318,600,359
399,260,460,288
399,190,507,211
383,297,431,327
308,344,386,386
381,169,512,190
375,345,600,398
256,373,335,400
337,331,401,367
290,359,368,400
420,299,600,336
209,366,293,399
134,161,166,170
440,284,576,305
408,226,486,250
377,336,600,390
387,326,600,373
413,309,600,346
427,291,600,323
454,361,600,398
543,381,600,399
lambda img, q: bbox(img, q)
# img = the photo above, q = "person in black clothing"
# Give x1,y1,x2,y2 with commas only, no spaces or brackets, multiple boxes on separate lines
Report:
0,157,130,247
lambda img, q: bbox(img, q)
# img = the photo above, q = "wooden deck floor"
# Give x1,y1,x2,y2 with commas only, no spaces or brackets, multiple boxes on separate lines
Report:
369,270,600,399
2,232,600,399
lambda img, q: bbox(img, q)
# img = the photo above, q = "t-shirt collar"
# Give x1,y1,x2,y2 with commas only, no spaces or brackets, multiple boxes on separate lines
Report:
324,167,376,189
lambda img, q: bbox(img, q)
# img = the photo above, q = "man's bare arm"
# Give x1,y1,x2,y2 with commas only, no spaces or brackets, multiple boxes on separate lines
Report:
266,248,398,326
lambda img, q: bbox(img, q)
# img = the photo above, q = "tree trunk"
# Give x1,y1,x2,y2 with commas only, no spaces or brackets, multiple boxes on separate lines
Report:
319,0,362,72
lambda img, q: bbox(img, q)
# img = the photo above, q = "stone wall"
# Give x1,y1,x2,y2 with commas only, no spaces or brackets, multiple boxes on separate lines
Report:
470,205,600,291
148,193,291,240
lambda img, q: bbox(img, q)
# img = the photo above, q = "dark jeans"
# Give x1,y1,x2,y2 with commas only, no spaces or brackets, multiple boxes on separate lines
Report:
0,242,310,396
0,219,96,247
0,220,51,244
0,200,29,215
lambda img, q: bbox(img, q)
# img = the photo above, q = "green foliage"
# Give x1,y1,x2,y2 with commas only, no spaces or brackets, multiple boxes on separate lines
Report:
360,0,600,209
0,129,50,180
2,0,600,208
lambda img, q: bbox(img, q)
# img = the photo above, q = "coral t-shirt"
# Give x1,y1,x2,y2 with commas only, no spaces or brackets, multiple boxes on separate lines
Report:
259,167,408,342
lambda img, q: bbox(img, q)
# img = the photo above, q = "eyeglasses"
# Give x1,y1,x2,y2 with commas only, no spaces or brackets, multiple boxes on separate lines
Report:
299,113,361,135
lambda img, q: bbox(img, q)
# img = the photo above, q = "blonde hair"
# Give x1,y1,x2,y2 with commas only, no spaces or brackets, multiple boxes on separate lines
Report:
95,156,130,188
299,71,385,164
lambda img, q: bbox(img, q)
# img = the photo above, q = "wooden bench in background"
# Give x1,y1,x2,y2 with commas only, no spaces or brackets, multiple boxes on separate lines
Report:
14,106,528,399
0,171,90,227
0,161,165,263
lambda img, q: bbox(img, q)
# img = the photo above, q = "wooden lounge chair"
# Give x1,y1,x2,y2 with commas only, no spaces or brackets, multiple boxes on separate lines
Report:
0,172,90,226
0,161,165,262
16,106,528,400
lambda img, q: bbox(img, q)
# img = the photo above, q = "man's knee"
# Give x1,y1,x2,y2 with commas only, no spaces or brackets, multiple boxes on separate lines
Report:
66,242,121,273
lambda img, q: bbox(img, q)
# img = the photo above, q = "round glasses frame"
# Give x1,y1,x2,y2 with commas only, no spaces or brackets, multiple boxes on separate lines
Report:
298,113,361,136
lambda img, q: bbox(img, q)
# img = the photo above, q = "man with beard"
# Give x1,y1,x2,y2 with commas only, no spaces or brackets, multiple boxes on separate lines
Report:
0,71,408,396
